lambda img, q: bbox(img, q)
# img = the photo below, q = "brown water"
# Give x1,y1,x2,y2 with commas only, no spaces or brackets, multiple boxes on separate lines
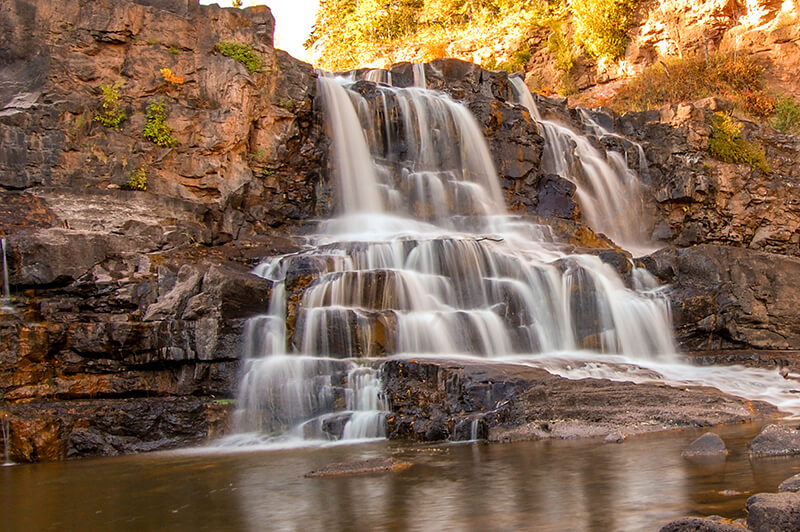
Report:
3,423,800,532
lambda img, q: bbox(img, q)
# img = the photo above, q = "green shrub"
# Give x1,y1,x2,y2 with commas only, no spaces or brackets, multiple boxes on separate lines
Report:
124,167,147,191
94,82,127,128
548,26,574,74
569,0,639,60
708,113,770,173
215,41,263,74
143,99,179,148
485,48,532,72
771,96,800,134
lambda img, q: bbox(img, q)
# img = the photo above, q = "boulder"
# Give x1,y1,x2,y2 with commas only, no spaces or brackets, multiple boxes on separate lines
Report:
779,473,800,492
682,432,728,457
659,516,747,532
746,491,800,532
749,424,800,457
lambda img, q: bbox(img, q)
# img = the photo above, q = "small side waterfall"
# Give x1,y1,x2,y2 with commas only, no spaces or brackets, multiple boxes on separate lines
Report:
2,414,12,466
1,237,11,309
509,78,652,254
227,71,678,447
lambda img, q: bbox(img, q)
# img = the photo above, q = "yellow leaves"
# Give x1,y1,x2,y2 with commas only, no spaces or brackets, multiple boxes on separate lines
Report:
160,68,184,85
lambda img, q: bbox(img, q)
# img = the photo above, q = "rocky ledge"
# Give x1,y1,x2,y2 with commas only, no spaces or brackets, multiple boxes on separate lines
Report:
381,358,776,443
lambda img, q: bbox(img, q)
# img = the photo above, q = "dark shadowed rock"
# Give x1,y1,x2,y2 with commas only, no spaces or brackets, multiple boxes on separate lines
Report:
746,492,800,532
659,516,747,532
1,397,232,461
535,174,580,220
749,424,800,457
682,432,728,457
643,245,800,352
779,473,800,492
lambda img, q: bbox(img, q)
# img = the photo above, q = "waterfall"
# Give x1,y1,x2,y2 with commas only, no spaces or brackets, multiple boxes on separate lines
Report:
1,414,11,466
228,70,677,447
1,238,12,311
412,63,426,88
509,77,653,255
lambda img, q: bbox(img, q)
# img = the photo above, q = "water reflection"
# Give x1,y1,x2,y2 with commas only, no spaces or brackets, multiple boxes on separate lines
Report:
3,424,800,531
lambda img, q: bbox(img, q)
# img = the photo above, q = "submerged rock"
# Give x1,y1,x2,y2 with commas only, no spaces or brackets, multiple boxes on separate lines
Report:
603,431,626,444
749,424,800,457
682,432,728,457
304,457,413,478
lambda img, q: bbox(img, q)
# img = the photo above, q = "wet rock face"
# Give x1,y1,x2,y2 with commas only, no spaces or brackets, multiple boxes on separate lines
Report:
0,397,232,462
381,358,774,444
644,245,800,351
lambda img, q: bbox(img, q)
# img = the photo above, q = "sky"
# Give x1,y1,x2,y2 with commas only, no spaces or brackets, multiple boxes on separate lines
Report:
199,1,320,62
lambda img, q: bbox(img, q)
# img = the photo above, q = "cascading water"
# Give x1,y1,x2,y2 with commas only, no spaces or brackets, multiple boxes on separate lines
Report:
227,71,683,447
509,77,653,255
1,237,11,310
1,414,11,466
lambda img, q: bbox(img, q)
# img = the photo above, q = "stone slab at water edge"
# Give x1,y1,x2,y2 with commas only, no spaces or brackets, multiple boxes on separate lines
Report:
381,358,776,443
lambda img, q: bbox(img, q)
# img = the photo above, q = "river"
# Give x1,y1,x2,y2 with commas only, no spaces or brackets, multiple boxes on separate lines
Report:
3,422,798,531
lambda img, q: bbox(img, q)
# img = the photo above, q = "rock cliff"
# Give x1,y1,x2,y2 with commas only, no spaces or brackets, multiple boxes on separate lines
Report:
0,0,324,461
1,0,799,462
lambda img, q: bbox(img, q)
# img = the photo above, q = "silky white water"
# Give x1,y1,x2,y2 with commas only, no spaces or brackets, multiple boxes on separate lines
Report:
1,414,12,466
509,78,654,255
228,69,799,447
1,238,11,308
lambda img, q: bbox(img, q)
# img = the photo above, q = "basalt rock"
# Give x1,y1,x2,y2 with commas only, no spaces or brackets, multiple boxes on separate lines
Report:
615,100,800,257
658,517,747,532
0,397,232,462
681,432,728,457
749,424,800,457
381,358,775,444
643,245,800,352
779,473,800,492
0,0,328,233
746,491,800,532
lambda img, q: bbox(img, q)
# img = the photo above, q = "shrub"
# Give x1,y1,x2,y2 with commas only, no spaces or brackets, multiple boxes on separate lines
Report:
143,99,179,148
215,41,263,74
771,96,800,134
124,167,148,191
708,113,770,173
489,48,533,72
613,54,768,113
740,90,776,118
569,0,639,60
548,26,574,74
94,82,127,128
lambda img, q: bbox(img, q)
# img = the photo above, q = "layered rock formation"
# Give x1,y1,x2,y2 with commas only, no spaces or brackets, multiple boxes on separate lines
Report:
0,0,321,461
382,358,775,443
1,0,799,463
